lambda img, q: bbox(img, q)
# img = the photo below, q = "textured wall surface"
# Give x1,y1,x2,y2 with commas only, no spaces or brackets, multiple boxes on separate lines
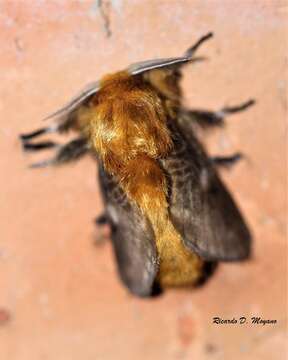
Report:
0,1,287,359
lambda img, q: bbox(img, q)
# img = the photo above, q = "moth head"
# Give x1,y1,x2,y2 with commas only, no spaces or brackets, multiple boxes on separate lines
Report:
44,33,213,124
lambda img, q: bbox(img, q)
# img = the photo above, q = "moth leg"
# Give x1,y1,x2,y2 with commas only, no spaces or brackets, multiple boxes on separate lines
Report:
94,213,109,225
219,99,255,116
21,140,59,152
210,153,243,169
20,107,79,143
195,262,218,287
94,213,111,246
184,32,213,57
24,137,89,168
183,99,255,128
20,124,60,141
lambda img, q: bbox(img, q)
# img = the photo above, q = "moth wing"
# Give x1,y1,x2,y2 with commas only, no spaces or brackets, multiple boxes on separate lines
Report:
44,81,100,122
127,57,192,75
162,123,251,261
98,166,159,297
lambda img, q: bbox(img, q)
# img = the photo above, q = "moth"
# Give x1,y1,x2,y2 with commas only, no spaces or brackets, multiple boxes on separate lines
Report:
20,33,253,297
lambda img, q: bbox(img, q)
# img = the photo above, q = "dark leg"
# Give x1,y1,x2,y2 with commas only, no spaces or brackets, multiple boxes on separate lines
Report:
184,32,213,57
22,140,59,151
19,123,60,141
210,153,243,169
183,99,255,129
20,127,53,141
24,137,88,168
94,213,110,246
94,213,109,225
195,262,218,287
20,107,78,143
220,99,255,115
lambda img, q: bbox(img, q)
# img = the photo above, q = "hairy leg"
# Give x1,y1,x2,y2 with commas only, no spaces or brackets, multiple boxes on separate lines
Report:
21,137,89,168
210,153,243,169
181,99,255,128
94,213,111,246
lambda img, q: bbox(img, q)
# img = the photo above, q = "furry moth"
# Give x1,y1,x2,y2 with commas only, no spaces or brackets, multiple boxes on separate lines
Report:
20,33,253,297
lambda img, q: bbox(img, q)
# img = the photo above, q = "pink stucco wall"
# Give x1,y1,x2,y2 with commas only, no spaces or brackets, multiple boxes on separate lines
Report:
0,1,287,359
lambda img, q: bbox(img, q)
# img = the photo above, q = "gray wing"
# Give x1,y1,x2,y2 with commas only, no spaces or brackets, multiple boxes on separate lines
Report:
43,81,100,125
128,57,192,75
98,166,159,297
161,121,251,261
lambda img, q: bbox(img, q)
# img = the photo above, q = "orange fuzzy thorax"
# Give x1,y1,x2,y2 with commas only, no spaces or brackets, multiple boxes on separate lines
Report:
78,71,203,286
83,71,172,230
79,71,172,206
